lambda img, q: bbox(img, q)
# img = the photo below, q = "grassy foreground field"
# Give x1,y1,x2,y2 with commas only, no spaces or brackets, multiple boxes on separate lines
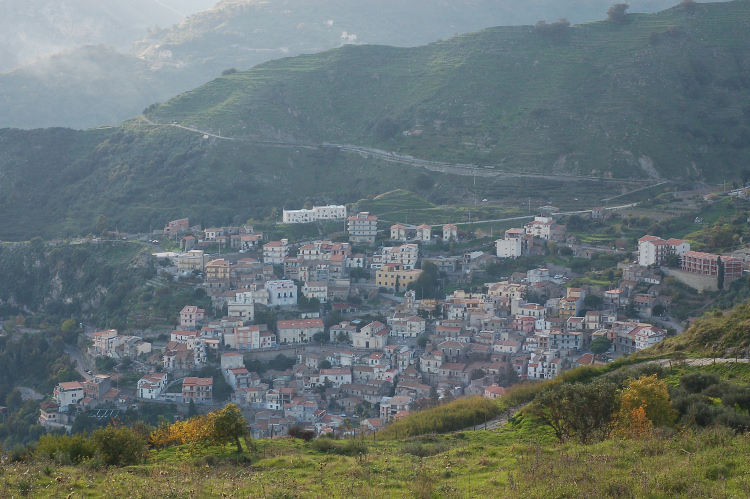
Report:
5,422,750,498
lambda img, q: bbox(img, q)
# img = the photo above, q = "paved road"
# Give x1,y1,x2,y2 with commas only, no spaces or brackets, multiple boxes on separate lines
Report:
65,344,91,381
139,115,655,184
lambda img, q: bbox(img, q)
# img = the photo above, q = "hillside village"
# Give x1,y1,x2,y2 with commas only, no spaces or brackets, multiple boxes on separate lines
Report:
38,199,750,438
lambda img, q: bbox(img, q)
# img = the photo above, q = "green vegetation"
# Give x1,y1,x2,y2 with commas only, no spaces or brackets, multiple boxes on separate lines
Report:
650,300,750,357
3,2,750,239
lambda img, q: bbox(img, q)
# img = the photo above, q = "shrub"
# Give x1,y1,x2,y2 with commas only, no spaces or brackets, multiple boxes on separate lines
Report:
607,3,629,24
36,434,96,465
91,425,148,466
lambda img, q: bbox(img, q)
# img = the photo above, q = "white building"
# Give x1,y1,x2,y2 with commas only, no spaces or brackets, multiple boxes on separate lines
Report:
302,281,329,303
276,319,325,344
53,382,84,409
265,280,298,306
443,224,458,241
138,373,169,400
282,205,347,223
496,238,522,258
348,212,378,244
372,244,420,269
638,235,689,267
263,239,289,265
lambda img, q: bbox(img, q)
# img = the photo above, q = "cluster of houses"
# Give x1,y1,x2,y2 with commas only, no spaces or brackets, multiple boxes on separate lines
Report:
48,211,741,436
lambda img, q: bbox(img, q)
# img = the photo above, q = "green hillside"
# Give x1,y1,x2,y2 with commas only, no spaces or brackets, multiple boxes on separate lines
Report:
147,1,750,180
1,2,750,239
2,0,703,129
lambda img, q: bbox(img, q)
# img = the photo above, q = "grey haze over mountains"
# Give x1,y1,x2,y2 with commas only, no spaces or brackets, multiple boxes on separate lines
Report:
0,0,217,72
0,0,722,129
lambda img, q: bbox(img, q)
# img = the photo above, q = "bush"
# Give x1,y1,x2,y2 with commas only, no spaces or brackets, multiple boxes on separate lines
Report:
36,434,96,464
91,425,147,466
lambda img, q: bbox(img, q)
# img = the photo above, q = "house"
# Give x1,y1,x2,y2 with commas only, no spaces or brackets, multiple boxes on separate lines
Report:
330,321,357,343
379,395,413,422
388,315,426,338
276,319,325,344
443,224,458,241
177,249,204,272
138,373,168,400
265,280,298,306
372,244,420,270
348,212,378,244
39,402,61,427
205,259,230,280
638,236,690,267
180,306,205,329
204,228,224,241
226,325,276,350
263,239,289,265
302,281,328,303
524,216,563,241
182,377,213,404
375,264,422,292
164,218,189,235
484,384,506,399
54,382,84,409
352,321,389,349
496,237,522,259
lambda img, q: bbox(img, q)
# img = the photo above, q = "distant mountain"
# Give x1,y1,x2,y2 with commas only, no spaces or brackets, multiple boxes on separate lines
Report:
0,46,207,130
0,0,724,129
0,0,217,73
0,1,748,240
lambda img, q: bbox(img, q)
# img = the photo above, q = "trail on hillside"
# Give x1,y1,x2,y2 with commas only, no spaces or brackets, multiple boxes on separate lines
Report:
138,116,657,185
457,403,529,433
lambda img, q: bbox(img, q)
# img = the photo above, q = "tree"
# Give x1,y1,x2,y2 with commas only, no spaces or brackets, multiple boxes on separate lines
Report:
91,425,148,466
590,337,612,355
312,331,328,345
717,256,725,291
96,214,108,234
210,404,248,452
221,68,238,76
416,335,430,349
534,18,571,42
187,399,198,418
613,374,678,435
584,294,603,310
607,3,629,23
320,360,332,369
652,304,665,317
529,379,618,443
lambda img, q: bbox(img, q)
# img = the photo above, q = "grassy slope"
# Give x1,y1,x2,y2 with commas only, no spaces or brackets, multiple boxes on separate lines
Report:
649,300,750,356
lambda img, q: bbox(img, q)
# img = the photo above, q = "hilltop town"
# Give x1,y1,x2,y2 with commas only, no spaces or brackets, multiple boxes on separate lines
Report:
35,192,750,438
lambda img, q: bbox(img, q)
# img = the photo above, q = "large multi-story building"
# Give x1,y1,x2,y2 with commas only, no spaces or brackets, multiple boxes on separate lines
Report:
681,251,743,278
263,239,289,265
375,264,422,292
348,212,378,244
638,235,690,267
282,205,347,223
372,244,419,269
53,382,84,409
182,377,213,404
177,249,204,272
276,319,325,344
265,280,297,306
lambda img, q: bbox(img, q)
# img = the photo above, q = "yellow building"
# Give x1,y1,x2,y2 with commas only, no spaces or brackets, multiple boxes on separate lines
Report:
205,259,230,280
376,264,422,292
